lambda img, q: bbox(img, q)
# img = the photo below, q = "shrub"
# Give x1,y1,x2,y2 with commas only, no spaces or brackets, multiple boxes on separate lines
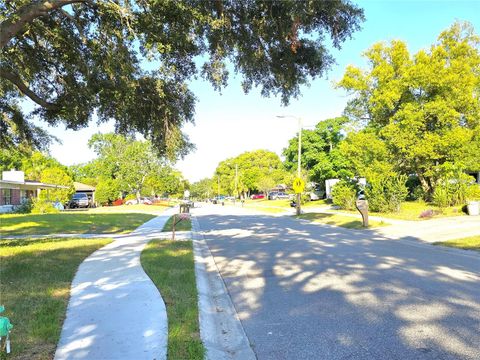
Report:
31,199,60,214
433,184,450,208
466,184,480,201
95,179,120,205
331,180,357,210
15,199,33,214
112,199,123,206
433,176,476,208
405,176,424,200
432,164,476,207
365,175,408,213
124,194,136,201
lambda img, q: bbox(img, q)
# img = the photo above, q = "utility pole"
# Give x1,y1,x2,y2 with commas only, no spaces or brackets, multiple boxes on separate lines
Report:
296,118,302,216
277,115,303,216
235,163,238,205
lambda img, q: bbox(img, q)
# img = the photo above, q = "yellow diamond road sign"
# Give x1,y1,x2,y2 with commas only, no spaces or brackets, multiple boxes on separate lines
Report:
292,177,305,194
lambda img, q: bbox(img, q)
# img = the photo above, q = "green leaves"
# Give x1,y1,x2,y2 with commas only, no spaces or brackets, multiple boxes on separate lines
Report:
283,117,350,183
1,0,364,156
338,21,480,197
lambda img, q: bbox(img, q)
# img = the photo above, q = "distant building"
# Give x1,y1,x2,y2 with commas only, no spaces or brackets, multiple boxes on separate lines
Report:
0,170,67,213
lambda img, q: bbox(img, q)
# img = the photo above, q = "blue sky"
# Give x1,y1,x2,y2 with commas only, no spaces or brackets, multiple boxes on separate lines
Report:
46,0,480,182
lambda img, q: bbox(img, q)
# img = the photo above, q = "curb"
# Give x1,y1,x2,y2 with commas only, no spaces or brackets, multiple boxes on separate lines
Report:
191,216,256,360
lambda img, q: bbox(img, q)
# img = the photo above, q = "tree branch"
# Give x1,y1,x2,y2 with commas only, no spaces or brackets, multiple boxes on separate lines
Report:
0,0,89,49
0,67,59,110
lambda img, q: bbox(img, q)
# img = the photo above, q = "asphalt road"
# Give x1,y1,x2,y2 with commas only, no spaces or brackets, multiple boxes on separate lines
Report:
193,204,480,360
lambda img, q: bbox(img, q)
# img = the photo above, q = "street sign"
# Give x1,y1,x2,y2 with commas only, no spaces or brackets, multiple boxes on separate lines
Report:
292,177,305,194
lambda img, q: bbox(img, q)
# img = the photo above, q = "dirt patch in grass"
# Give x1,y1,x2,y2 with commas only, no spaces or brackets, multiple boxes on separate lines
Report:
0,237,111,359
141,241,204,360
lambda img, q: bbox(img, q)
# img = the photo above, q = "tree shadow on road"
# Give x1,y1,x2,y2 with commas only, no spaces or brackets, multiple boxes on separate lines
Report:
196,212,480,360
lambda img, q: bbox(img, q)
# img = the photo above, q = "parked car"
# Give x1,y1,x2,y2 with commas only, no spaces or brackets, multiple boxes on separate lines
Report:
212,196,225,204
125,197,153,205
250,194,265,200
268,192,290,200
307,188,326,201
67,193,90,208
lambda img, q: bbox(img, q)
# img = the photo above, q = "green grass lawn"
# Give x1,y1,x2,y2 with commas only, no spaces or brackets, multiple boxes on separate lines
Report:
90,203,173,215
0,237,112,359
0,212,156,236
141,241,204,360
342,201,466,221
434,236,480,252
297,212,389,229
162,215,192,232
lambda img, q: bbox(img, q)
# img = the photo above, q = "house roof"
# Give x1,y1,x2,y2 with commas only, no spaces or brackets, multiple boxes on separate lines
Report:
0,180,69,190
74,182,96,191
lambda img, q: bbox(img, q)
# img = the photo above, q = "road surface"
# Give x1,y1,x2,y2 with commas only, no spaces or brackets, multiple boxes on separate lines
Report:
193,204,480,360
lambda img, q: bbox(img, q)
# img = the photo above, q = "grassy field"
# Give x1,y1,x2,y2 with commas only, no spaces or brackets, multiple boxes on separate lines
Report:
90,203,173,215
0,237,112,359
0,212,156,236
162,215,192,232
434,236,480,252
141,241,204,360
297,212,389,229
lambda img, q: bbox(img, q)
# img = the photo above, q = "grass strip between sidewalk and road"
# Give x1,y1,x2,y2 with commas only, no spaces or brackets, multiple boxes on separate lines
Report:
0,237,112,359
296,212,389,229
434,236,480,252
0,213,156,236
141,240,204,360
162,215,192,232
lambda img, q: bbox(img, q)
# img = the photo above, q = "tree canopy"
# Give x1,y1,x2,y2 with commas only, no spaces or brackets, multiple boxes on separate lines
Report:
283,117,350,183
1,0,364,157
215,149,287,195
338,21,480,196
84,133,185,201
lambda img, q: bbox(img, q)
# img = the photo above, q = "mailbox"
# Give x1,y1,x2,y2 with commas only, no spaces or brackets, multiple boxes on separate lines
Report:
355,199,369,227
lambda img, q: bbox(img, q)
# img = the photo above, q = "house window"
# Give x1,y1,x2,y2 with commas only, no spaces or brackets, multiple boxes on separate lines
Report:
2,189,12,205
21,190,29,203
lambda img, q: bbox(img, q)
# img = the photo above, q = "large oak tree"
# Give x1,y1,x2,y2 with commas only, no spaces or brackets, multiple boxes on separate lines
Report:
1,0,364,157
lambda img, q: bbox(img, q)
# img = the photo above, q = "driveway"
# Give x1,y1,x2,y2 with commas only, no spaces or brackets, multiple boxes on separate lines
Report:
193,204,480,360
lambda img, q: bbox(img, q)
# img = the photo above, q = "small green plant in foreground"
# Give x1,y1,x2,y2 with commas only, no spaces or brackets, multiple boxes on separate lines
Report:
141,241,204,360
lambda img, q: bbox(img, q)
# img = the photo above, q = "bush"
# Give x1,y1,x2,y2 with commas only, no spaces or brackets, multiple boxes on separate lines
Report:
95,179,120,205
432,164,476,207
466,184,480,201
405,176,424,201
433,176,476,208
365,175,408,213
331,180,357,210
112,199,123,206
124,194,136,201
31,199,60,214
15,199,33,214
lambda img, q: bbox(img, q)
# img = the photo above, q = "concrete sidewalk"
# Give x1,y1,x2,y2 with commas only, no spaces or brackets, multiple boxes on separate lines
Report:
55,208,177,360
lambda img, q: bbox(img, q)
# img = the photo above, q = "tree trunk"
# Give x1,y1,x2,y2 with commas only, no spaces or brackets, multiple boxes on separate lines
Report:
418,173,433,201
